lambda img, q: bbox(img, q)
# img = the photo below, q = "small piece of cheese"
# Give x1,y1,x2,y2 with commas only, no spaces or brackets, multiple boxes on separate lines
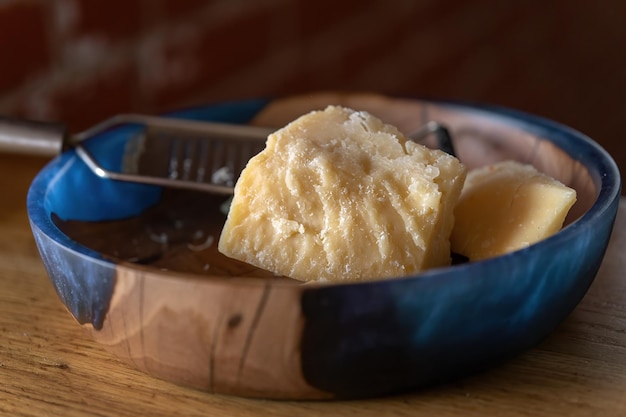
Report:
218,106,466,282
450,160,577,261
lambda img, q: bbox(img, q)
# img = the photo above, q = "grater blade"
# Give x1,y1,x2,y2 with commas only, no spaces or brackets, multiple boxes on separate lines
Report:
73,114,274,195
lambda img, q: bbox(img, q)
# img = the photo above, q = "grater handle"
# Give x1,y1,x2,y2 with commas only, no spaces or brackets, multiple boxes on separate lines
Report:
0,116,67,157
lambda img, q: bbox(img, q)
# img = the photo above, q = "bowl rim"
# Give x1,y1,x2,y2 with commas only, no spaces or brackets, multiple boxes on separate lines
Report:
26,97,622,288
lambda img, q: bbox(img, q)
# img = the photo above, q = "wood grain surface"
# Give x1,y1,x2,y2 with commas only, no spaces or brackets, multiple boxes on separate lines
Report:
2,153,626,416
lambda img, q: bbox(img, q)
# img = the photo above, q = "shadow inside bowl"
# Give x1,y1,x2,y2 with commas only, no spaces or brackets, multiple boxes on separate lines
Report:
52,189,288,279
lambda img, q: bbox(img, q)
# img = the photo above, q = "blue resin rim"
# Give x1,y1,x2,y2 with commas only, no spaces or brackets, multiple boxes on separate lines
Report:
27,98,621,284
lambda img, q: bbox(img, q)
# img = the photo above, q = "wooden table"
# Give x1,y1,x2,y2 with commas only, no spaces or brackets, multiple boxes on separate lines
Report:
2,153,626,417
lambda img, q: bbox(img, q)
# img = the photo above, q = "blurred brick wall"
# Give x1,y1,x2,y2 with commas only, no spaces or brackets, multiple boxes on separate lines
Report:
0,0,625,184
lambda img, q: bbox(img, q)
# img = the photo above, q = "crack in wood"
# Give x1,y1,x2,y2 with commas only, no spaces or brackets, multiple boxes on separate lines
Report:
236,282,271,385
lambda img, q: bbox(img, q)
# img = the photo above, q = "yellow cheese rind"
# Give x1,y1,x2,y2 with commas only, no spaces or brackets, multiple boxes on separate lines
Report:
450,160,577,261
218,105,466,282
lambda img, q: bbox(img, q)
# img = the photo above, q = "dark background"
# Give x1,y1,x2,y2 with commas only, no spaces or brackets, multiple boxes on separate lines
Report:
1,0,624,189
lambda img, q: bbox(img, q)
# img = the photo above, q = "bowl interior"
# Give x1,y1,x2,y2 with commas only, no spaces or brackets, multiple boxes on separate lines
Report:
44,95,604,278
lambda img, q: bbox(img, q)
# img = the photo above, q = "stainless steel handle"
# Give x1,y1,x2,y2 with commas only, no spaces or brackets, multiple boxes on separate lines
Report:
0,116,67,157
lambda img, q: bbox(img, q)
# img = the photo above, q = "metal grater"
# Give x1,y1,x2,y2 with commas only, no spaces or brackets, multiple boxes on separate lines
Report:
0,113,455,195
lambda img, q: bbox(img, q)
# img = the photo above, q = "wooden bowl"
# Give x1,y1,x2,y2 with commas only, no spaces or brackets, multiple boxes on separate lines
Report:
27,93,621,399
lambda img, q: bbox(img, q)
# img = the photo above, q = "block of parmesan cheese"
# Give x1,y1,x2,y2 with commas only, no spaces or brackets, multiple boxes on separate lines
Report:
450,160,577,261
218,105,466,282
